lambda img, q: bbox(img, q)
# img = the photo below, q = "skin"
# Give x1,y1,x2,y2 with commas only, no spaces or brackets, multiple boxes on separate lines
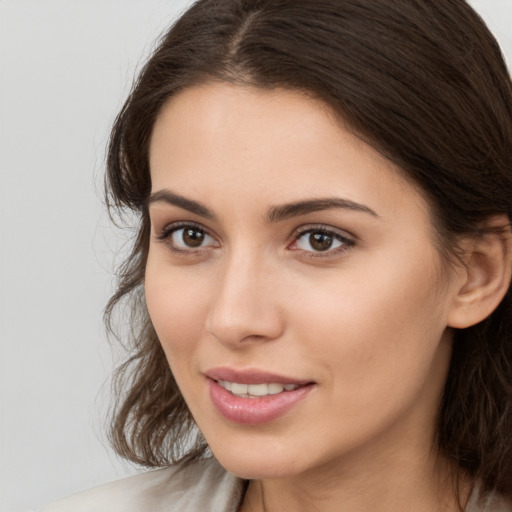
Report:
145,83,471,511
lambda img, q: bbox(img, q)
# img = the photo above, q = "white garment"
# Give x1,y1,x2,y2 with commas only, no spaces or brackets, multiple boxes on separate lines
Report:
39,457,511,512
39,458,244,512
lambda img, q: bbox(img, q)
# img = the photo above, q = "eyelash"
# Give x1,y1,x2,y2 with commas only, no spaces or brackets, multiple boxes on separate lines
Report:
155,221,356,258
156,221,216,254
289,225,356,257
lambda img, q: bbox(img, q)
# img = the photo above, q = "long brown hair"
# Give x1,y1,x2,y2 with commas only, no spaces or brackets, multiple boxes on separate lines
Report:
105,0,512,496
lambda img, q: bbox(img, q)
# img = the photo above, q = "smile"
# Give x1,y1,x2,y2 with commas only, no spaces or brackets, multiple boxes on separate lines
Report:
216,380,301,398
206,370,315,424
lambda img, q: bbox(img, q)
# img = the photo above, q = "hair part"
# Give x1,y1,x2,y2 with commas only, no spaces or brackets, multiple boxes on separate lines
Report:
105,0,512,495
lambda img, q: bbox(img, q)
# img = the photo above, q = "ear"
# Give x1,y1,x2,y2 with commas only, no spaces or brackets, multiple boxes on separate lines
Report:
448,215,512,329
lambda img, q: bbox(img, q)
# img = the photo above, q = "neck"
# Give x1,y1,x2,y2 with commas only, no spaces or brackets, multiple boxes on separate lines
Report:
240,443,471,512
238,334,470,512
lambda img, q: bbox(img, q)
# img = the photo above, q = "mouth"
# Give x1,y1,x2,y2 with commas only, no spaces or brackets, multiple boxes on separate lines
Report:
215,380,303,398
204,368,315,425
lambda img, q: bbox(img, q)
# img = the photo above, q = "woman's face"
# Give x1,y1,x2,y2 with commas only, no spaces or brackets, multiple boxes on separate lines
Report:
146,83,462,480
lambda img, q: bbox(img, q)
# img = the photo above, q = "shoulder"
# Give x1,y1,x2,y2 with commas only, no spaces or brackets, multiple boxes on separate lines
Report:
466,486,512,512
39,458,245,512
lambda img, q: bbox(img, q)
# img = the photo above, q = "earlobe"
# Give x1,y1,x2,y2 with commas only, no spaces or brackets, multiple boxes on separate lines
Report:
448,216,512,329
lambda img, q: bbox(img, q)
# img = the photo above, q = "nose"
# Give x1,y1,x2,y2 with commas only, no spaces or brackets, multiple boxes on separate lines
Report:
204,250,285,347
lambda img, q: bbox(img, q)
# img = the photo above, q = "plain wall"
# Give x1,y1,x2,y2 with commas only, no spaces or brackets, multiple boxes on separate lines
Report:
0,2,194,510
0,1,510,510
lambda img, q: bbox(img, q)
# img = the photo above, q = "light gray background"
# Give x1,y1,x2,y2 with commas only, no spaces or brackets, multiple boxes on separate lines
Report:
0,1,510,511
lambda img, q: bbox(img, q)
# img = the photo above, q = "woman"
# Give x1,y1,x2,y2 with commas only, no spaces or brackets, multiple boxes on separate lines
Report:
42,0,512,510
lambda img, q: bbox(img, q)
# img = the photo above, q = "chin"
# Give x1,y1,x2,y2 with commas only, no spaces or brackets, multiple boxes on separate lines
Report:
217,456,300,481
207,435,312,480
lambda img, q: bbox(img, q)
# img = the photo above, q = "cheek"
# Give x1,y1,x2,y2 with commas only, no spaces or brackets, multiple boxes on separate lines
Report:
144,256,210,359
288,250,448,396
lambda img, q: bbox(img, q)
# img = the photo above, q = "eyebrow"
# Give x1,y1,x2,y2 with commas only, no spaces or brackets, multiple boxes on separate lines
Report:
147,189,378,222
267,197,378,222
147,190,215,219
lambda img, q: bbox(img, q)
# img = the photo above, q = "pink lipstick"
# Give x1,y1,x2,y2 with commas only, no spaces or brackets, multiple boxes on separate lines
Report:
205,368,315,425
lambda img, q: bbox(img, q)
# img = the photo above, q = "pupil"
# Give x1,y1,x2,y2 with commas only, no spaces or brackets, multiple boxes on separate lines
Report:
183,228,204,247
310,232,332,251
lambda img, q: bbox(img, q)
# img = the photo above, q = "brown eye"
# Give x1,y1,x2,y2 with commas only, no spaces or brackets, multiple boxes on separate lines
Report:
163,225,217,251
292,227,353,255
309,232,333,251
182,228,205,247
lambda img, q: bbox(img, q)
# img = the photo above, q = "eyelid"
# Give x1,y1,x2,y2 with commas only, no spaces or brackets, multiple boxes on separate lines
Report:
154,220,355,258
155,220,219,252
288,224,356,255
156,220,207,240
155,220,200,240
291,223,356,241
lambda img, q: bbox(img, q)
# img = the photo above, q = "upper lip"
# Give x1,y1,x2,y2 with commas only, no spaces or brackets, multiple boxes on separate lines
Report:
204,367,312,385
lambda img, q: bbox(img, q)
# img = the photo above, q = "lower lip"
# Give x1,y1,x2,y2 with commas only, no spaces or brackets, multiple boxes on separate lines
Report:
208,379,314,425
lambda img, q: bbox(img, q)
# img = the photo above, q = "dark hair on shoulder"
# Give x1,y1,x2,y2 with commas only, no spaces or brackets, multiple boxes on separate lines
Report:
105,0,512,496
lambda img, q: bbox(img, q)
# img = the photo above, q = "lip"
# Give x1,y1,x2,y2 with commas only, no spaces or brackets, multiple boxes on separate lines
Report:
205,367,315,425
205,367,311,386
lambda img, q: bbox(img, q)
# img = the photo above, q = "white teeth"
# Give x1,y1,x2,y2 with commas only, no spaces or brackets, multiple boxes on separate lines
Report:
267,383,285,394
247,383,269,396
218,380,232,391
231,382,248,395
217,380,301,397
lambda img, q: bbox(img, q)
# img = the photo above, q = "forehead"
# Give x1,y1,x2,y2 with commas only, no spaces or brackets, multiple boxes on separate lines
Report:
148,83,429,222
